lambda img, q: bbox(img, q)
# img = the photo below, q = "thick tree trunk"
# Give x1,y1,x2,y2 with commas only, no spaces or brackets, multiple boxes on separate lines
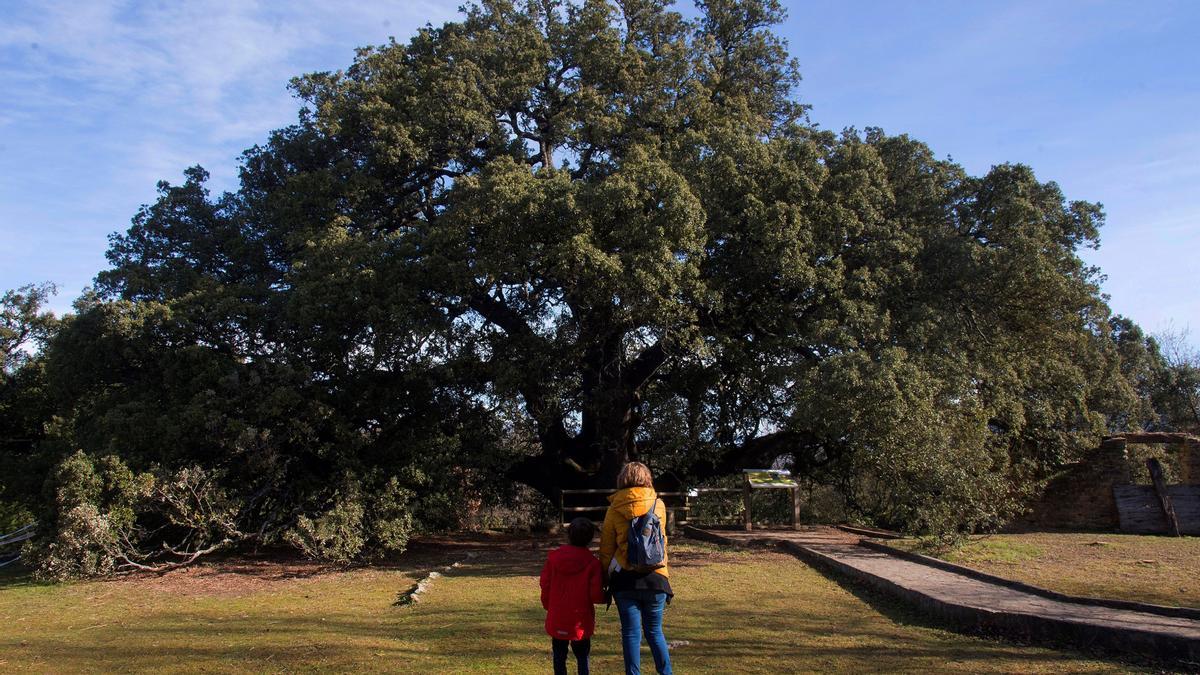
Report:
474,291,809,501
510,422,816,506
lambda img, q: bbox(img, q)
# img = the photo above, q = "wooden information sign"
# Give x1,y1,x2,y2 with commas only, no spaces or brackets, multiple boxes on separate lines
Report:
742,469,801,531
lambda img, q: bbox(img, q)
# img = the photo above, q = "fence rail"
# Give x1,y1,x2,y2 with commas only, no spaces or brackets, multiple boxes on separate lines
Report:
563,483,847,530
0,522,36,568
559,489,730,530
0,523,36,548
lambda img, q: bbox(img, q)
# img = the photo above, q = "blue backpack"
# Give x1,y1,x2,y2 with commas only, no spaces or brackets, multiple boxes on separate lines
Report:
627,498,666,572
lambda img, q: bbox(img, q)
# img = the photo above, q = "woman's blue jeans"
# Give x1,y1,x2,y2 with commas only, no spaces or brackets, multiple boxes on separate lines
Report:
613,590,672,675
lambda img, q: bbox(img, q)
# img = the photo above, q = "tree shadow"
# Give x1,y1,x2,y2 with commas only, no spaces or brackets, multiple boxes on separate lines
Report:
3,601,568,671
4,536,1173,673
0,562,59,591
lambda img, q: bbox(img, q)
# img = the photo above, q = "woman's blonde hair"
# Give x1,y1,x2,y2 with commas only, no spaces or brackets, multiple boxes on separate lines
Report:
617,461,654,489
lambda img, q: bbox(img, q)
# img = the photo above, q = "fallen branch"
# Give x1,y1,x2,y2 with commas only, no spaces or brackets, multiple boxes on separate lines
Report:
115,538,235,574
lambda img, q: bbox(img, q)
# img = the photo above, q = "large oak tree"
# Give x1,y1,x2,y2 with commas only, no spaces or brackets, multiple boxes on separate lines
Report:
71,0,1136,535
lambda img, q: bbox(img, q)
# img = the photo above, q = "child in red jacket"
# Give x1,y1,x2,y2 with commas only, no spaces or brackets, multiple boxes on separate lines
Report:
540,517,604,675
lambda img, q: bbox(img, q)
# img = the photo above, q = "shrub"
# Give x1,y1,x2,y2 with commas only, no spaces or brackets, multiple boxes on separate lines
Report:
367,476,415,555
27,451,243,580
285,474,416,563
26,450,126,579
287,498,366,564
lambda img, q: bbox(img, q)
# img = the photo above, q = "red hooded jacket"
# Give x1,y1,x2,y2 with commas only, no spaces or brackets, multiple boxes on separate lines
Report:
539,544,604,640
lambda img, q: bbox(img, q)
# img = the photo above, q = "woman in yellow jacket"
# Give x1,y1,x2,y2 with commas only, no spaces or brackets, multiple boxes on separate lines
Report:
599,462,672,675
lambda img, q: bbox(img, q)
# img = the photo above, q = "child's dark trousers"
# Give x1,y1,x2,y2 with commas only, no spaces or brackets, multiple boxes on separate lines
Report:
551,637,591,675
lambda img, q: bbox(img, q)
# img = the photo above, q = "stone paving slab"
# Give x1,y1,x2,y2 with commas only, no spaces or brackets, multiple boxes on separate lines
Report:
683,525,1200,665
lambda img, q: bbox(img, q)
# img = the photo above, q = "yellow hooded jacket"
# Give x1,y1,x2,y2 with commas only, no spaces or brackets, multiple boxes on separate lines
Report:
599,487,669,579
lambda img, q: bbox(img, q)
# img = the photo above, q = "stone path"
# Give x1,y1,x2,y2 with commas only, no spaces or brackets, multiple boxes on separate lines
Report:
684,526,1200,665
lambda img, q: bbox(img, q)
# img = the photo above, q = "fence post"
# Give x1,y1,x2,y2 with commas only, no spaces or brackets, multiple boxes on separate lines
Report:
1147,458,1181,536
792,486,802,531
743,479,753,531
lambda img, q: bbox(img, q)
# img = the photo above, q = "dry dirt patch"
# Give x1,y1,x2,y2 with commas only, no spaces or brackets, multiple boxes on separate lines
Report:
83,534,530,599
97,559,344,599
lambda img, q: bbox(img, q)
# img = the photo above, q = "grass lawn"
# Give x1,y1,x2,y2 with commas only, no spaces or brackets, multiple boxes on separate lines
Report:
895,532,1200,609
0,536,1141,673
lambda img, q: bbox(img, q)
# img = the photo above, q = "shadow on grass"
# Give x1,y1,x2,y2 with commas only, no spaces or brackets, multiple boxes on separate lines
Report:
3,539,1166,673
0,562,55,591
2,605,555,670
2,593,1153,673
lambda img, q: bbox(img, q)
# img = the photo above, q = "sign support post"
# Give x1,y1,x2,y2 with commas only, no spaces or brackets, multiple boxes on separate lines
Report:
742,469,801,532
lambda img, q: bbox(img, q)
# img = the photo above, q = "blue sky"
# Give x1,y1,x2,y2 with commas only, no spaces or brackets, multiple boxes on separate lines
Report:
1,0,1197,342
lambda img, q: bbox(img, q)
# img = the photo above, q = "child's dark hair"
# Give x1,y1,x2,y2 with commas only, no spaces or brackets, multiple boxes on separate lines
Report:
567,517,595,547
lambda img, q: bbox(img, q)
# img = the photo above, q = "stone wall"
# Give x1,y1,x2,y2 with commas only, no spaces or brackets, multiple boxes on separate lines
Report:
1180,438,1200,485
1013,437,1131,531
1015,433,1200,532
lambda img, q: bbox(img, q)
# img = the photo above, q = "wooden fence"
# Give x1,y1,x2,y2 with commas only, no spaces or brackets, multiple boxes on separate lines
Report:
559,488,741,532
1114,485,1200,535
0,523,36,568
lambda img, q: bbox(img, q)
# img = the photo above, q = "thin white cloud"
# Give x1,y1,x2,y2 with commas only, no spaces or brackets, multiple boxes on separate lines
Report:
0,0,462,313
1,0,462,178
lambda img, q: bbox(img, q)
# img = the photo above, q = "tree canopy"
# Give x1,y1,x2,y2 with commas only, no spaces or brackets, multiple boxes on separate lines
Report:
0,0,1166,574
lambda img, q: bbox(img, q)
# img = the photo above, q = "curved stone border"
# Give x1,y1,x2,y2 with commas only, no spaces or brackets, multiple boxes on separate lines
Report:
859,539,1200,621
393,551,477,606
682,524,761,547
684,525,1200,666
836,524,902,540
775,540,1199,666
